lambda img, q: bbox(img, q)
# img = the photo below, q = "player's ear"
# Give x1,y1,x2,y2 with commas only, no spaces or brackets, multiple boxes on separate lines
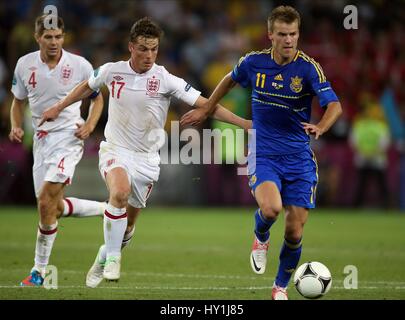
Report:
128,42,133,53
34,32,40,44
268,32,273,42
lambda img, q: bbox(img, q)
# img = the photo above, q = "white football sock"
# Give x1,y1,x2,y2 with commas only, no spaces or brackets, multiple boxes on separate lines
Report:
104,203,127,259
33,222,58,277
61,197,105,218
99,226,135,263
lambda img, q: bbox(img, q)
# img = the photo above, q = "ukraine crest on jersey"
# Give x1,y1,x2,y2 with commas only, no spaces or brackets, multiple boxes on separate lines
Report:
232,48,339,156
290,76,303,93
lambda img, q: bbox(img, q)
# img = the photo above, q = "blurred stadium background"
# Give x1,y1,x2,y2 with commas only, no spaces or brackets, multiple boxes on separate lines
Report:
0,0,404,209
0,0,404,300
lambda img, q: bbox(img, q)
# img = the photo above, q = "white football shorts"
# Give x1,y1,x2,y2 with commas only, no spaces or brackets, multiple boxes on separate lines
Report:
32,130,84,197
98,141,160,208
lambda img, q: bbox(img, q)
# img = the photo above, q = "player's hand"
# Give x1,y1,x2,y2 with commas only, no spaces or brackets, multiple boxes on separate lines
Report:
8,127,24,143
180,108,208,127
75,123,94,140
301,122,324,140
39,104,62,127
242,119,253,132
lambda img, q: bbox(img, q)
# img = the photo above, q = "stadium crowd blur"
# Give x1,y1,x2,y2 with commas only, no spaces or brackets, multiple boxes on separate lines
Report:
0,0,404,209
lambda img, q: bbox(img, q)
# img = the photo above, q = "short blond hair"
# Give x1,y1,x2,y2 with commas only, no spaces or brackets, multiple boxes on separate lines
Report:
268,6,301,32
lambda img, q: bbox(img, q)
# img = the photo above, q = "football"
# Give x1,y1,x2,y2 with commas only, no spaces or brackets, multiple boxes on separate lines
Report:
293,261,332,299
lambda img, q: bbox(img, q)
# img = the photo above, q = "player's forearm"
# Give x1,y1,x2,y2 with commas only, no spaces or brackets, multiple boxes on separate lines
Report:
206,73,237,115
85,93,104,131
317,101,343,134
10,98,25,128
56,80,94,112
212,105,251,130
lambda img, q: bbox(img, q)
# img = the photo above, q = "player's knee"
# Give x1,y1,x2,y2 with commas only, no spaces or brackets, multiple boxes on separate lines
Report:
260,203,282,220
110,189,130,207
284,227,303,244
37,196,56,218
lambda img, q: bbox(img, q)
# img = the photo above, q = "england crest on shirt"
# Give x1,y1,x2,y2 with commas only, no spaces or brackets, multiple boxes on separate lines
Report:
146,76,160,97
60,65,73,85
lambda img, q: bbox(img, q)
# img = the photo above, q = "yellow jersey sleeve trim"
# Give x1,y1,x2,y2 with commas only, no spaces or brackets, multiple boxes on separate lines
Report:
299,52,326,83
293,50,300,61
238,48,273,67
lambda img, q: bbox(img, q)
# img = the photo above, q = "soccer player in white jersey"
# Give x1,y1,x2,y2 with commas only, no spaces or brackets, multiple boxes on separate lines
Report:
40,17,251,287
9,15,106,286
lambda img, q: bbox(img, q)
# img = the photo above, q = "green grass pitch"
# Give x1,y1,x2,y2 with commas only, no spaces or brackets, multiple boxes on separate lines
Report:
0,207,404,300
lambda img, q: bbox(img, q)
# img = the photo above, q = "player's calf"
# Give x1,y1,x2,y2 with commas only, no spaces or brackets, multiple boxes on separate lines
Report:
60,197,107,218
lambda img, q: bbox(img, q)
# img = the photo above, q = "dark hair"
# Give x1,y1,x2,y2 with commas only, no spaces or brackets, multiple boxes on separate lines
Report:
267,6,301,32
129,17,163,42
35,14,65,36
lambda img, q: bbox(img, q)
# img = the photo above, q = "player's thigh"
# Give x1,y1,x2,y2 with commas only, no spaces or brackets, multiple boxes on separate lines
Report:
105,167,132,198
39,181,65,198
283,205,309,241
128,172,155,209
37,181,65,213
33,132,83,199
249,161,283,216
33,163,47,198
281,150,318,209
255,181,283,217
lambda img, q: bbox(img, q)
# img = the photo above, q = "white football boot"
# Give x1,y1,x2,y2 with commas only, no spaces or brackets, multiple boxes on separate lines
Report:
250,236,269,275
103,255,121,281
86,245,106,288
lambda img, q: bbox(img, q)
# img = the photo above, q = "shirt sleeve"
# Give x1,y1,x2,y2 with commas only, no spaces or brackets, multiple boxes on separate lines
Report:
11,58,28,100
80,57,100,99
307,60,339,107
80,57,94,81
88,62,113,91
231,54,250,88
166,72,201,106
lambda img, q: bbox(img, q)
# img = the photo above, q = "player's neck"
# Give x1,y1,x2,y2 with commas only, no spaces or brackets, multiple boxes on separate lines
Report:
40,50,62,69
129,60,145,74
273,50,297,66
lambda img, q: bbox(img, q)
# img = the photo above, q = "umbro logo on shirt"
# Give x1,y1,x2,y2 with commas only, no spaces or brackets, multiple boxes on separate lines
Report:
113,75,124,81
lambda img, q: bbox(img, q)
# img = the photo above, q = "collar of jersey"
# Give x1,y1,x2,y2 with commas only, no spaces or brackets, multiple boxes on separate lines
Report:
270,48,300,66
37,49,66,69
127,60,155,75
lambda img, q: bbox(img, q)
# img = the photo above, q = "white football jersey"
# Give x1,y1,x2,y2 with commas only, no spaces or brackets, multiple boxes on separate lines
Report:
88,61,201,153
11,49,94,131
